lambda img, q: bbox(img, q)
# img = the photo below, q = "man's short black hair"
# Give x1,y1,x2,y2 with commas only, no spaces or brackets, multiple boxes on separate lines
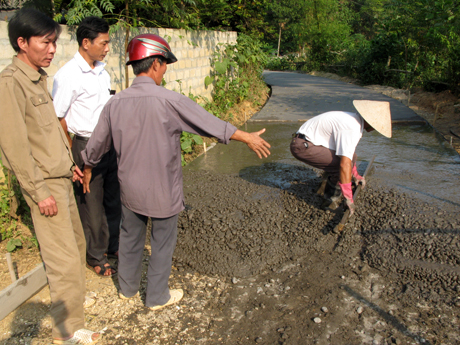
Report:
8,8,62,53
132,56,166,76
76,16,109,46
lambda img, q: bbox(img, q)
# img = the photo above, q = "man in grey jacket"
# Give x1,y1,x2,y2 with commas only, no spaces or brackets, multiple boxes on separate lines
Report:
81,33,271,310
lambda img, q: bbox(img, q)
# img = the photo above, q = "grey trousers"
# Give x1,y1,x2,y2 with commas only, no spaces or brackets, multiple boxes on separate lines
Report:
22,178,86,339
290,135,357,184
118,205,178,307
72,137,121,267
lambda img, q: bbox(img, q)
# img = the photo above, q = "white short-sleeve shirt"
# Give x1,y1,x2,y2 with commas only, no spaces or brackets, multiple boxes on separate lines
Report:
297,111,364,160
52,52,111,138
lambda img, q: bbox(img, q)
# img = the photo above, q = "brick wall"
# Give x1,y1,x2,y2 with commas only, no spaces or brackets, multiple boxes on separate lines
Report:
0,21,237,98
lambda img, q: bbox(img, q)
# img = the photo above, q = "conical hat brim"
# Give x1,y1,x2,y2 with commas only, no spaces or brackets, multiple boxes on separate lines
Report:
353,100,392,138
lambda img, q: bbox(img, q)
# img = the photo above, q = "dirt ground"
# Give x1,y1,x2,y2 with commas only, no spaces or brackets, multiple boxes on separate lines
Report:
0,72,459,345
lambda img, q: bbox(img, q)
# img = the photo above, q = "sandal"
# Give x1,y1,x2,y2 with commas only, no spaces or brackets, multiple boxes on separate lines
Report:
86,263,117,278
53,328,101,344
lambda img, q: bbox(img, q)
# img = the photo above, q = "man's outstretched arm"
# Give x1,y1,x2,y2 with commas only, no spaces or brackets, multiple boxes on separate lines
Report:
230,128,271,159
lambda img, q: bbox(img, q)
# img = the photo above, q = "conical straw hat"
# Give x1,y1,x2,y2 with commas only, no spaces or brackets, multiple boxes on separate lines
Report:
353,100,392,138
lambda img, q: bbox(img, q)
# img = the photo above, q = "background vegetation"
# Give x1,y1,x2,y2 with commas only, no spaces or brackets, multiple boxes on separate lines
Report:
262,0,460,94
21,0,458,94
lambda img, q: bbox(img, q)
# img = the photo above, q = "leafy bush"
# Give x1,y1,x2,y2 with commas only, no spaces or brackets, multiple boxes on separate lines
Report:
0,162,34,252
266,56,295,71
204,34,269,118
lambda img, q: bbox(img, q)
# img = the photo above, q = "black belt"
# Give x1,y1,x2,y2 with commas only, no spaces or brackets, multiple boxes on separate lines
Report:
74,135,90,142
293,133,309,148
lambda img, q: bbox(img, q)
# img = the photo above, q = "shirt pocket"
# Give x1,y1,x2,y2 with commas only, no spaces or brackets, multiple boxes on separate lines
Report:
30,94,54,127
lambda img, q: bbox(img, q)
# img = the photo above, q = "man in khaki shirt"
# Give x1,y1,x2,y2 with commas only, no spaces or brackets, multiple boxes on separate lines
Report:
0,9,100,344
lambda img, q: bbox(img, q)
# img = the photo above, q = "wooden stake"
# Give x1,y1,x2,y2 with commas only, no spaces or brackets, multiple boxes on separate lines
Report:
6,253,16,283
407,90,411,106
203,142,207,154
450,136,453,146
433,104,439,126
244,111,247,131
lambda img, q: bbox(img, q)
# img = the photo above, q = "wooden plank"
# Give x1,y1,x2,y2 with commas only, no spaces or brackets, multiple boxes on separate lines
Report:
0,263,47,321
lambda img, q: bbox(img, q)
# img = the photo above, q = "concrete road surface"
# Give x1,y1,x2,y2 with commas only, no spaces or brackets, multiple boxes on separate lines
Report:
250,71,424,123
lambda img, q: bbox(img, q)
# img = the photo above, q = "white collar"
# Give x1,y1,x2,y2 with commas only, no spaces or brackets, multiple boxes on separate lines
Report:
74,51,106,74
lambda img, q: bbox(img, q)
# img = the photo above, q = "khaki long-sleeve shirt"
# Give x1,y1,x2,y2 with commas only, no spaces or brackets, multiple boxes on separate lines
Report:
0,57,74,204
82,76,237,218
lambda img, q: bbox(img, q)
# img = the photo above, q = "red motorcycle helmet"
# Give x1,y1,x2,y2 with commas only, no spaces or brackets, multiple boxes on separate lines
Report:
126,34,177,65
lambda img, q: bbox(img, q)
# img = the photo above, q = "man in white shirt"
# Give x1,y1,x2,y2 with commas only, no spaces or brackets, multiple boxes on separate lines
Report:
53,16,120,277
290,100,392,214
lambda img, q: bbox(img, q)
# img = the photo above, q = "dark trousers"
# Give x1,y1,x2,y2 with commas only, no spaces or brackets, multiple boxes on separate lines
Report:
72,137,121,267
118,205,178,307
290,135,357,185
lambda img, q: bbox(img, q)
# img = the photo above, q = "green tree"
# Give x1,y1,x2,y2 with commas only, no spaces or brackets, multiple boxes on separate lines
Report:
264,0,303,56
360,0,460,89
194,0,269,38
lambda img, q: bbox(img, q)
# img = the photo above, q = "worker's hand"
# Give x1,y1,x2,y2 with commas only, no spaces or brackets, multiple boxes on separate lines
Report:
82,166,93,194
352,165,365,188
353,175,366,188
38,195,58,217
344,197,355,216
231,129,271,159
72,165,84,184
339,181,355,215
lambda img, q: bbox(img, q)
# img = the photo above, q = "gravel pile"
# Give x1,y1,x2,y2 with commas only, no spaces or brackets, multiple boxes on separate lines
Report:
356,187,460,305
176,168,338,277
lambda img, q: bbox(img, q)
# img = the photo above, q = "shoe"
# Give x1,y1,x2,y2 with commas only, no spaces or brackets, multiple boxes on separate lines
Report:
148,289,183,311
119,291,139,300
53,329,101,344
83,296,95,308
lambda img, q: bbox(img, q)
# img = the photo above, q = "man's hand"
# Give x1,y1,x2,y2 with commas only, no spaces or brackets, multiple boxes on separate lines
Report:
38,195,58,216
82,166,93,194
345,198,355,216
352,164,366,188
73,165,84,184
230,129,271,159
339,181,355,215
353,175,366,188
